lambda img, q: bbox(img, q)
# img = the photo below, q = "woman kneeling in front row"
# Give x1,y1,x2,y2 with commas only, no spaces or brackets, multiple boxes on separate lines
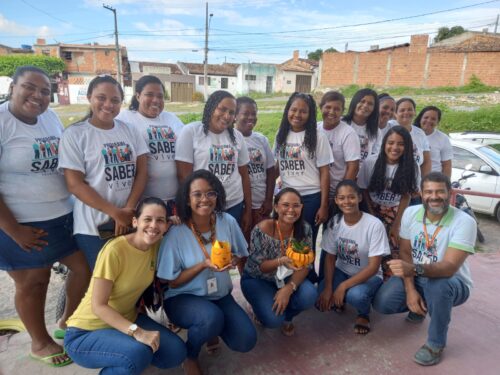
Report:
64,197,186,374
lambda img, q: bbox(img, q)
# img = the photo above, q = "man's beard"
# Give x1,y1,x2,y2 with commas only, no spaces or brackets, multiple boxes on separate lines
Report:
424,198,450,216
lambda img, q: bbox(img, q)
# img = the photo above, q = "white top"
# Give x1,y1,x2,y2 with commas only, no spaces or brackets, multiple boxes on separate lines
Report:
0,102,72,222
318,120,360,194
426,129,453,173
400,205,475,290
358,155,401,208
387,121,430,166
58,119,149,235
274,129,333,196
175,121,249,209
117,110,184,201
321,212,390,278
349,121,380,163
244,132,275,209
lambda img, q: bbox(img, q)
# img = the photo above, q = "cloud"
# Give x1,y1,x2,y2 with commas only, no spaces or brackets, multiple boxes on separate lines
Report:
0,13,53,39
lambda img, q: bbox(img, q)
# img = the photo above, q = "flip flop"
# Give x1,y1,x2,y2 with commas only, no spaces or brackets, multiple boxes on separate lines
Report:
281,322,295,337
0,318,26,332
353,316,371,335
29,350,73,367
206,337,221,355
53,329,66,340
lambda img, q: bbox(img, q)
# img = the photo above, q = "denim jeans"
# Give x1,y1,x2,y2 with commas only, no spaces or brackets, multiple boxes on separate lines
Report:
373,275,470,348
240,274,318,327
74,234,108,271
225,201,244,223
64,314,186,375
318,267,383,317
164,293,257,359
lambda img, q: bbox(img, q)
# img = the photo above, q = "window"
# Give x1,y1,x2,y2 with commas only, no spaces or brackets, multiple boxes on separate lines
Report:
41,49,50,56
198,76,204,85
245,74,256,81
286,80,292,84
63,51,72,61
221,77,228,89
452,146,484,172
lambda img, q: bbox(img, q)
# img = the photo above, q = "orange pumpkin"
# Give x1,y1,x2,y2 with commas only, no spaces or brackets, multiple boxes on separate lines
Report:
211,240,232,269
286,240,314,268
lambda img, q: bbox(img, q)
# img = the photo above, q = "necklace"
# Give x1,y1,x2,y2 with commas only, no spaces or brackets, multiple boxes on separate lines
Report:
422,212,444,250
190,214,216,245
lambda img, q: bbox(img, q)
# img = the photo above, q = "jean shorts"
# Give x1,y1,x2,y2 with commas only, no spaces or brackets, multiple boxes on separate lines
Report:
0,212,77,271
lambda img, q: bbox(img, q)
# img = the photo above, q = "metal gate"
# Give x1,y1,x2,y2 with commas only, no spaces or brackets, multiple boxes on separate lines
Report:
171,82,194,102
295,75,312,93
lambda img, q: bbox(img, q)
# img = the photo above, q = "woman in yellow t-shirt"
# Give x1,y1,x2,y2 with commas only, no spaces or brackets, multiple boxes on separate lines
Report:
64,197,186,373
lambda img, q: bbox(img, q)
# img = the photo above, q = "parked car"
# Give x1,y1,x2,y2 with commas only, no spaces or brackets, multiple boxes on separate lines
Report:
451,139,500,221
450,132,500,148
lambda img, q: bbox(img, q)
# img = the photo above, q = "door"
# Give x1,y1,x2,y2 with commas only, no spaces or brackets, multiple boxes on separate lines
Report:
266,76,273,94
295,75,311,93
171,82,193,102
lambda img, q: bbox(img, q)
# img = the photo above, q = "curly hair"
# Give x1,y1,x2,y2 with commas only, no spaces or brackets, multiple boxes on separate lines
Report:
414,105,442,128
343,88,379,140
270,187,307,242
368,126,418,195
202,90,237,145
175,169,226,223
275,92,318,159
129,75,165,111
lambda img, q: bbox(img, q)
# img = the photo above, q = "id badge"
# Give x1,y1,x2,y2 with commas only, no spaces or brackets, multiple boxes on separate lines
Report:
207,277,218,294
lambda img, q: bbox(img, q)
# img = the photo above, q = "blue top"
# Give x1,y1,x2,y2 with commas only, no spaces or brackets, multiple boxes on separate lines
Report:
157,212,248,300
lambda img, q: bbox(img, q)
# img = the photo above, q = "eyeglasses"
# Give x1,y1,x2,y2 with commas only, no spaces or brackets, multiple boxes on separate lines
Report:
190,191,218,201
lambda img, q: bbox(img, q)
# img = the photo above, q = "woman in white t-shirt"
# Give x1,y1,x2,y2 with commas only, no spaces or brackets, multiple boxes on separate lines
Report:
175,90,252,235
377,93,396,140
342,88,380,164
274,92,333,281
117,75,184,213
59,75,149,270
0,66,89,367
317,180,390,334
414,106,452,178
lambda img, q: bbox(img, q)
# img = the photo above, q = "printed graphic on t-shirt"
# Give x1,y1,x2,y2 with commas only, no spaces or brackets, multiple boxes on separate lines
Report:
102,142,135,191
413,143,420,164
147,125,176,161
31,136,60,174
412,231,438,264
358,134,369,161
248,147,265,177
336,236,361,267
278,143,305,177
208,144,236,182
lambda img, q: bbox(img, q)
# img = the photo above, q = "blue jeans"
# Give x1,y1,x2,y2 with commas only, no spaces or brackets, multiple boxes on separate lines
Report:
64,314,186,375
318,267,382,317
164,293,257,359
373,276,470,348
240,274,317,326
75,234,108,271
225,201,244,223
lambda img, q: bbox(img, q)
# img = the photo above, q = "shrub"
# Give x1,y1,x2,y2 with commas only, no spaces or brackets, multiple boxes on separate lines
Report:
192,91,204,102
0,55,65,76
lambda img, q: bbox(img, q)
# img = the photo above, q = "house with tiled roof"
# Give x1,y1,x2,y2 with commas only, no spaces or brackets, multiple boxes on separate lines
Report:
276,50,319,93
235,62,277,95
177,62,239,95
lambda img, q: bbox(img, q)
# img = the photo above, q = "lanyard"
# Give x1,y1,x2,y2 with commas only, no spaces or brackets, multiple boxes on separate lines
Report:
275,220,294,256
422,213,443,250
190,221,215,260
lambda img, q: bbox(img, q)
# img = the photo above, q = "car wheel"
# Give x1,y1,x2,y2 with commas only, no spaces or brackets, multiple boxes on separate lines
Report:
496,203,500,223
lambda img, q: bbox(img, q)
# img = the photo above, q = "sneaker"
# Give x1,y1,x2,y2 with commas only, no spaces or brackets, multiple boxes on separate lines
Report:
414,344,443,366
406,311,426,323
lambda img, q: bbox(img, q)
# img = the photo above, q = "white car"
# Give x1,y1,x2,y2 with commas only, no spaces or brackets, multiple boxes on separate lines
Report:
451,139,500,221
450,132,500,147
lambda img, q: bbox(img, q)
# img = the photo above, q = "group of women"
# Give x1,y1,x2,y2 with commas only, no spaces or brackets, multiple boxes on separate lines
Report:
0,65,453,374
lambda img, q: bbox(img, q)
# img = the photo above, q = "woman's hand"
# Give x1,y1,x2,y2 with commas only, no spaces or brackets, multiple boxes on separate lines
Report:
278,256,302,272
111,207,135,236
315,205,328,226
333,283,347,309
241,209,252,236
272,285,293,315
168,215,182,225
9,224,48,251
388,225,400,248
133,327,160,353
317,286,334,312
406,288,427,316
259,200,273,217
204,259,235,272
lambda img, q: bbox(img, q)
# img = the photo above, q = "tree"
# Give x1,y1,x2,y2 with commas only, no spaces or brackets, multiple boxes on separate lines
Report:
307,47,338,61
0,54,65,77
434,26,466,43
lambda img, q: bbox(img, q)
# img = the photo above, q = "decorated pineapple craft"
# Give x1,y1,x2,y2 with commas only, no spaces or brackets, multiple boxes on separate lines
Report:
286,239,314,268
211,240,232,269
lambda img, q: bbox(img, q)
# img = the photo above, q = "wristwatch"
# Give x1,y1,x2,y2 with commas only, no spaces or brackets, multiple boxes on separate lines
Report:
414,264,425,277
288,281,297,292
127,323,138,337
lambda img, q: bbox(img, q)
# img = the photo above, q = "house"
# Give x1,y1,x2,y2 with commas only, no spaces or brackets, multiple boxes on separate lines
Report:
130,61,195,102
276,51,319,93
177,62,239,96
0,44,34,55
33,38,131,104
235,63,277,95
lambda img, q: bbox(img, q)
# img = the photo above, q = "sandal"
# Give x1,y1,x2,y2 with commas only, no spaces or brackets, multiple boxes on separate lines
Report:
414,344,443,366
206,337,221,356
406,311,426,324
29,350,73,368
353,316,371,335
280,321,295,337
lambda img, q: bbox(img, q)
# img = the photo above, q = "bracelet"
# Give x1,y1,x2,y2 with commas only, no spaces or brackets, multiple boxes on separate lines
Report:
277,257,281,267
288,280,297,292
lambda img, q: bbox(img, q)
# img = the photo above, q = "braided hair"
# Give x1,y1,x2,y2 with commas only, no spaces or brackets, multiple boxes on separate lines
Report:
343,88,379,140
202,90,237,145
275,92,318,159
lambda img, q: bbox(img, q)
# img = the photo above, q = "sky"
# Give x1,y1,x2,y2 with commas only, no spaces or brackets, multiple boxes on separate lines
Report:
1,0,499,65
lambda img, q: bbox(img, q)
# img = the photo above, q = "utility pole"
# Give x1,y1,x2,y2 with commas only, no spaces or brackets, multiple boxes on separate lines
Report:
103,4,122,86
495,14,499,34
203,3,213,101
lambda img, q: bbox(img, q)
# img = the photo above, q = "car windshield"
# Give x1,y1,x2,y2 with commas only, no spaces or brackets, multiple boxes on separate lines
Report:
479,146,500,168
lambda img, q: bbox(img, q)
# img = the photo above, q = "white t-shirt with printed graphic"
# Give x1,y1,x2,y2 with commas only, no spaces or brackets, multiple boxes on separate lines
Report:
274,129,333,196
400,205,475,290
0,102,72,222
387,121,430,166
349,121,380,163
318,120,360,194
427,129,453,173
58,119,149,235
175,121,250,209
321,212,390,278
117,110,184,201
244,132,274,209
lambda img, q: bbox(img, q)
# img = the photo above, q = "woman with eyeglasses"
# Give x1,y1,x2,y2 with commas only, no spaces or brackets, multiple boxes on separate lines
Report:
157,170,257,375
175,90,252,235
